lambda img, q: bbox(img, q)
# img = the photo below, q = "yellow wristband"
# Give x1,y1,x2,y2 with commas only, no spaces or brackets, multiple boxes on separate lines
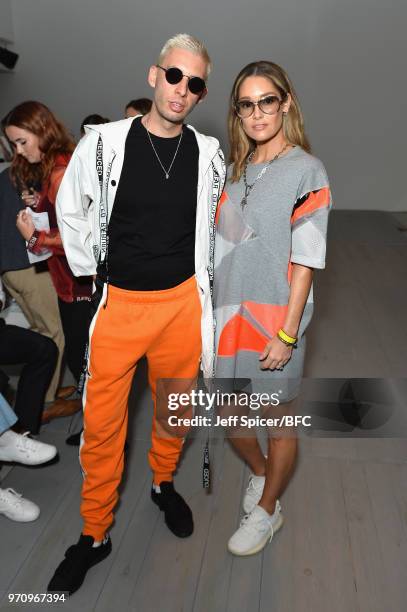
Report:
277,329,297,345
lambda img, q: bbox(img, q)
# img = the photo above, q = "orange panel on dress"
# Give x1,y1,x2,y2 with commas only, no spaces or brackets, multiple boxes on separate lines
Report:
291,187,330,224
218,313,268,356
243,301,287,337
215,191,228,225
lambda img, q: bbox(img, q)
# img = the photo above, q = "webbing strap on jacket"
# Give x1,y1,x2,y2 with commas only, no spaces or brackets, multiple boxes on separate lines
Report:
96,135,108,264
96,135,113,309
77,136,107,392
203,151,225,490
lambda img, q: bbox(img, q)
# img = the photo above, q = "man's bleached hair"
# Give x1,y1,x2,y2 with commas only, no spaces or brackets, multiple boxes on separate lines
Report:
158,33,212,79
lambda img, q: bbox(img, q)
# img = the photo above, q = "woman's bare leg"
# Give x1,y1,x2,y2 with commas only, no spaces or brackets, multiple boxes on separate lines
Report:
258,398,298,514
227,435,266,476
226,397,298,513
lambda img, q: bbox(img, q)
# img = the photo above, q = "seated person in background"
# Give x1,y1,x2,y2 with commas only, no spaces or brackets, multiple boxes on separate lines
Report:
0,284,59,434
0,392,57,522
124,97,152,117
0,167,70,406
79,114,110,138
4,101,94,423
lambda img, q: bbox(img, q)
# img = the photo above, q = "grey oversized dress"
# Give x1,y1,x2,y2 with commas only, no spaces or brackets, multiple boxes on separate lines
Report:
213,146,332,403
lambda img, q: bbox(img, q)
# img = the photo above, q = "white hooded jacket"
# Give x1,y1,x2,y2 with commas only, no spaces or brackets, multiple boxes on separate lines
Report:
56,116,225,377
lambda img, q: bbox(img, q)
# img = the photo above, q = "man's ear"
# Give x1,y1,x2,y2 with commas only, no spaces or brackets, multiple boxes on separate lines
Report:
197,87,208,104
148,65,158,88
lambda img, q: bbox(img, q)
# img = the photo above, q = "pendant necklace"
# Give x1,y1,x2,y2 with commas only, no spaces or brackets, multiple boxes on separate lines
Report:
145,119,183,179
241,143,292,209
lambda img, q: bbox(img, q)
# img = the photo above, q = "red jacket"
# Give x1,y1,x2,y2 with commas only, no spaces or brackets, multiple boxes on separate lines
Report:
28,153,92,302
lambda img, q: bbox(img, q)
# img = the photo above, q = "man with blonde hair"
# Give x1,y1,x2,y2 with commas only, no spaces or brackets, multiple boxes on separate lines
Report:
48,34,225,595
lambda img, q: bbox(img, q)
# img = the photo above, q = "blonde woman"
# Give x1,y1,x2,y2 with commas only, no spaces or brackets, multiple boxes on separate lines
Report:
214,61,332,555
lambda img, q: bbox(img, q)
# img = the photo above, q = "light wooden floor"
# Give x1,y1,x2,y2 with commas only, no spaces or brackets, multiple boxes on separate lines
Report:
1,210,407,612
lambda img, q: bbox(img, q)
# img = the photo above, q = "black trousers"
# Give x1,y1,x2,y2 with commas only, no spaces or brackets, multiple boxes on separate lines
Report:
0,319,58,433
57,298,92,383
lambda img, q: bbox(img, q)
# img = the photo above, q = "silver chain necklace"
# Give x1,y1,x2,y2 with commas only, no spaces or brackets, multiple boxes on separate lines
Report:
144,120,183,179
241,143,291,209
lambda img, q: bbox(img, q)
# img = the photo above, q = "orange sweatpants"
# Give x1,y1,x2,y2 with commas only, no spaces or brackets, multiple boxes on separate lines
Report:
80,275,202,541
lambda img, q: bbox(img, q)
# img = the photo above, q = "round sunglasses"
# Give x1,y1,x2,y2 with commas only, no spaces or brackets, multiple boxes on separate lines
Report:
156,65,206,95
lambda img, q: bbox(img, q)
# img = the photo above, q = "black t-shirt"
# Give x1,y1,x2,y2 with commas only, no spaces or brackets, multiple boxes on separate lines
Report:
100,117,199,290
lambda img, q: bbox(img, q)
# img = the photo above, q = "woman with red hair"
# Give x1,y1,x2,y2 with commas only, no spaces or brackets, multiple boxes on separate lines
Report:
3,101,92,420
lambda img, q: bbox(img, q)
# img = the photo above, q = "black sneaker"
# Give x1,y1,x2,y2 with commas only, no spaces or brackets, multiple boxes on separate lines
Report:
151,481,193,538
65,429,82,446
47,534,112,595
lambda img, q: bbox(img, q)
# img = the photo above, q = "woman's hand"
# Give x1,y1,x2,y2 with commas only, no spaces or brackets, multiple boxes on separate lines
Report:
21,189,40,209
16,209,35,241
259,336,293,370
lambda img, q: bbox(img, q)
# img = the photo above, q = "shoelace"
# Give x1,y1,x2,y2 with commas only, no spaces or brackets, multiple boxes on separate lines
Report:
240,511,263,526
16,432,38,453
0,487,23,507
239,501,281,534
239,512,274,537
247,476,264,494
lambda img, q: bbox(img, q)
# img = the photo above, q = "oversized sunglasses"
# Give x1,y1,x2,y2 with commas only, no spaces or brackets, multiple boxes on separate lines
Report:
235,95,284,118
156,65,206,95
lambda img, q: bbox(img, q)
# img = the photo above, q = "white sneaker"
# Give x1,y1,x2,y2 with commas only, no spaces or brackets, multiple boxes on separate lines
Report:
0,430,57,465
0,487,40,522
243,474,266,514
228,502,283,556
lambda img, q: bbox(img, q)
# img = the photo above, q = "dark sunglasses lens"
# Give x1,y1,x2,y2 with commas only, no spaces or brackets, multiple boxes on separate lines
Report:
188,77,206,95
165,67,183,84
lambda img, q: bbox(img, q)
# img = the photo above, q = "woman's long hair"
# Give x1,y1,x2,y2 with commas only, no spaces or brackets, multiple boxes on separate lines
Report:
2,100,75,190
228,61,311,182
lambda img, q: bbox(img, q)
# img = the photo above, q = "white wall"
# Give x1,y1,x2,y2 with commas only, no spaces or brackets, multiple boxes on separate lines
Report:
0,0,406,211
0,0,14,42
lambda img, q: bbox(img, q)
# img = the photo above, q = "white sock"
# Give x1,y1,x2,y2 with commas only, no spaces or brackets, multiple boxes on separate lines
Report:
92,539,102,548
153,484,161,494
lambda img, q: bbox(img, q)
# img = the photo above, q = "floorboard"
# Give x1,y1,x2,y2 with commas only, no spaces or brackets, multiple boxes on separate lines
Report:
1,211,406,611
